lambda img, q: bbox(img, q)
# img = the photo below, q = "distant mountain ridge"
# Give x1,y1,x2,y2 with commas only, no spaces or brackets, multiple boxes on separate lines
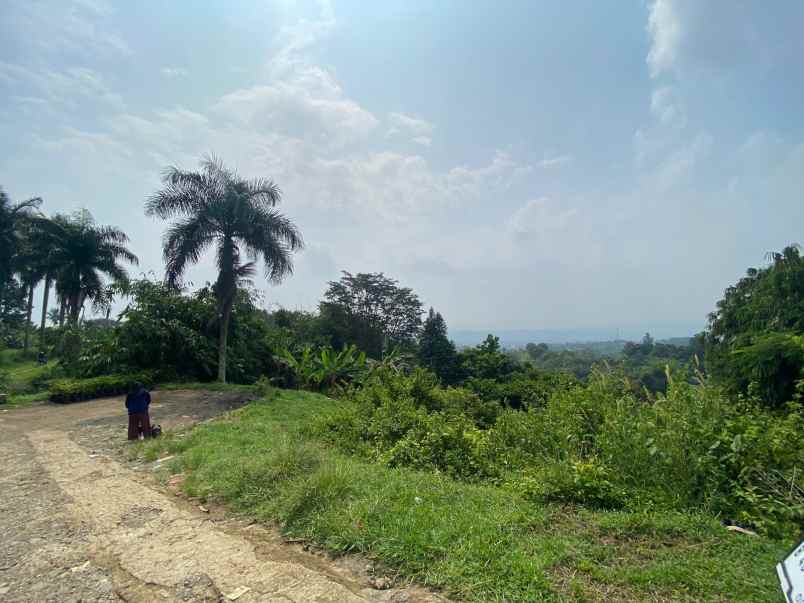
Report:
450,326,700,348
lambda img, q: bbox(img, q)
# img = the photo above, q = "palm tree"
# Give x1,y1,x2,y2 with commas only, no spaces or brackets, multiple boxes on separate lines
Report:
39,211,139,325
146,155,303,382
0,187,41,314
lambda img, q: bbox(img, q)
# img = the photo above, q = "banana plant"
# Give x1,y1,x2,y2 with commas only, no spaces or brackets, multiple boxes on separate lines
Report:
278,344,367,391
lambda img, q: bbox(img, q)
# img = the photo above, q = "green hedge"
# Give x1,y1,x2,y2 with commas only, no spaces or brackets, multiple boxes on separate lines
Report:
49,372,156,403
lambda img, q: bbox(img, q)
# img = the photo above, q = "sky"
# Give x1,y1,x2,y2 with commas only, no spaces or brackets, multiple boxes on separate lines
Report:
1,0,803,337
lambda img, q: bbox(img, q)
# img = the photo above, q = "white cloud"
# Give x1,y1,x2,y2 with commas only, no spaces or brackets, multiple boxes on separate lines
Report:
214,72,378,148
650,86,684,126
412,136,432,147
646,0,681,77
388,112,434,135
160,67,188,78
508,197,578,238
3,0,131,58
646,0,804,79
538,154,572,168
0,62,124,112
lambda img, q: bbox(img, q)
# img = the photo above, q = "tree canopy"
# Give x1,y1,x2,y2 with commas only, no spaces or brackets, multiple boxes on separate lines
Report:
417,308,460,384
320,271,423,358
706,245,804,406
146,155,303,382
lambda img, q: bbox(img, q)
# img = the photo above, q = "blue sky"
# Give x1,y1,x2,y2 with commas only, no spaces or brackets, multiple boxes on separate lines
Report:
1,0,803,335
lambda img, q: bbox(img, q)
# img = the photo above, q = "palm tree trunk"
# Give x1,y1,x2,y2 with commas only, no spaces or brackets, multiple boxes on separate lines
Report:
58,297,66,327
39,275,51,349
217,299,233,383
69,291,81,324
23,280,35,351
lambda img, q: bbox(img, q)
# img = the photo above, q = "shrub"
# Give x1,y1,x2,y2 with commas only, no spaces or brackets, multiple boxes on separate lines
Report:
515,459,627,509
277,344,367,391
314,367,497,479
49,372,156,403
316,362,804,537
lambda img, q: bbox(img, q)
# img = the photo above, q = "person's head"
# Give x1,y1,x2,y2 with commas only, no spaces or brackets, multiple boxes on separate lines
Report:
128,381,143,395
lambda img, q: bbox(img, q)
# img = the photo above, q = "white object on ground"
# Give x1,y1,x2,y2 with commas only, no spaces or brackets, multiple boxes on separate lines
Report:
225,585,251,600
778,539,804,603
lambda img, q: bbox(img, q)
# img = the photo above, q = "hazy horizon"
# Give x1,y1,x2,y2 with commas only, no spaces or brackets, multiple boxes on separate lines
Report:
2,1,802,331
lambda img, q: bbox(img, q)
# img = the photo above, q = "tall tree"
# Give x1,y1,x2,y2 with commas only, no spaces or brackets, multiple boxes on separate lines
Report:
39,211,139,325
705,244,804,407
320,272,423,358
0,187,41,318
146,155,303,382
417,307,460,384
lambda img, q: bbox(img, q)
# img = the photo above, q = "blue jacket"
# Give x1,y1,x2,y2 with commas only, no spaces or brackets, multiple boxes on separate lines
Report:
125,388,151,415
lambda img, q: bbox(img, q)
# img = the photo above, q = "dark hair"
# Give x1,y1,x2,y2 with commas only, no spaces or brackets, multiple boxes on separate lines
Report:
128,381,143,395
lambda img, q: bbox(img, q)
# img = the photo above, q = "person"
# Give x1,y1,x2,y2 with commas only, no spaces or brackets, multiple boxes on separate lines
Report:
125,382,152,440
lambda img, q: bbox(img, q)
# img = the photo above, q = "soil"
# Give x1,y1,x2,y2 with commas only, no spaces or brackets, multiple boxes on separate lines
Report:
0,390,448,602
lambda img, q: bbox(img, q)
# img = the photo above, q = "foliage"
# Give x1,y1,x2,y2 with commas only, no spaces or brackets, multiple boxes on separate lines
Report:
266,308,331,352
0,278,28,347
728,332,804,407
315,367,502,478
146,154,303,382
417,308,461,384
36,210,138,325
65,279,279,384
465,369,578,410
458,334,515,380
517,459,627,509
0,187,41,295
521,342,603,379
316,363,804,538
49,371,156,403
518,334,700,393
278,344,367,391
706,245,804,406
319,271,423,358
135,390,790,602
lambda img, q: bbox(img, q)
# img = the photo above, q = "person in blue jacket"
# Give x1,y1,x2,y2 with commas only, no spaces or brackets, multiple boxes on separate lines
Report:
125,382,152,440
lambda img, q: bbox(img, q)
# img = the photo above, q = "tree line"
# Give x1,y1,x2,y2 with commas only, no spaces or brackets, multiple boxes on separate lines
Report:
2,154,802,404
1,155,301,383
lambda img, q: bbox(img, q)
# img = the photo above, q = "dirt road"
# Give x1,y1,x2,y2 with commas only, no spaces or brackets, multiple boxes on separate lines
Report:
0,391,445,602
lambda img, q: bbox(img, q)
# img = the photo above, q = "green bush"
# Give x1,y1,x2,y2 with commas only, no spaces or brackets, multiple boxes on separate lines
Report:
277,344,367,391
317,364,804,537
314,367,497,479
49,372,156,403
515,459,627,509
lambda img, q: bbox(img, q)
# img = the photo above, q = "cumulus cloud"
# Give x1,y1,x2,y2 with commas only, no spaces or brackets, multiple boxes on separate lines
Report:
214,71,378,148
508,197,578,238
646,0,804,78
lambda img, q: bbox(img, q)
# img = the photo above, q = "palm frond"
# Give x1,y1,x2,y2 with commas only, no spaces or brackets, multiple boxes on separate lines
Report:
163,215,217,288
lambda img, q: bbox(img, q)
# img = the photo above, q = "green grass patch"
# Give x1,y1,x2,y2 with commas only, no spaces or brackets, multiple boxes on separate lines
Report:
0,349,60,408
135,390,790,602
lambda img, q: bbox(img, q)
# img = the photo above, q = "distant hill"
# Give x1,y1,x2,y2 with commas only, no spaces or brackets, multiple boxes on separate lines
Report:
450,327,699,349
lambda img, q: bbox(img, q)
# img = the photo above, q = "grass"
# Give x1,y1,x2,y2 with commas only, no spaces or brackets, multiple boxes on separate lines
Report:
0,349,59,408
138,389,789,601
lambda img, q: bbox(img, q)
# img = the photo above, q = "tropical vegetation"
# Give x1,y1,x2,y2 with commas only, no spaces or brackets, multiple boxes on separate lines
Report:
1,160,802,601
